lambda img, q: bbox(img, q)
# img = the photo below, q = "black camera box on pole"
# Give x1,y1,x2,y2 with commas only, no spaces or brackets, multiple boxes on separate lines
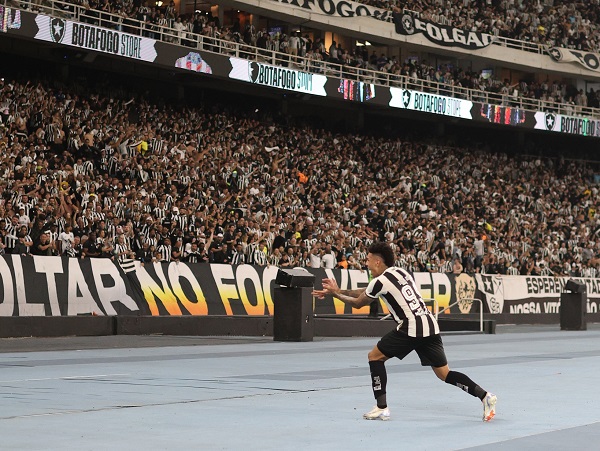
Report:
273,287,314,341
274,268,315,288
560,293,586,330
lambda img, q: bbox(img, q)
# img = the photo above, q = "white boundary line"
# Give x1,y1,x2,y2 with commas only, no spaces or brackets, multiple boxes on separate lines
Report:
0,373,131,383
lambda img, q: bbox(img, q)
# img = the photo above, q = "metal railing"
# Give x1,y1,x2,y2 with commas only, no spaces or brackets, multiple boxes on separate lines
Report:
381,297,483,334
4,0,572,57
5,0,600,119
436,298,484,333
492,34,546,55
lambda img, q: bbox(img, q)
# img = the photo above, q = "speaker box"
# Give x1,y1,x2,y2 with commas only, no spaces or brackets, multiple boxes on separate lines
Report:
560,292,587,331
273,287,314,341
275,268,315,288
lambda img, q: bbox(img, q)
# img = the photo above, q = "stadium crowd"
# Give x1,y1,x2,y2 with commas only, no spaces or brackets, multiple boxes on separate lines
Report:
20,0,599,115
0,75,599,278
383,0,600,53
56,0,600,54
77,0,600,115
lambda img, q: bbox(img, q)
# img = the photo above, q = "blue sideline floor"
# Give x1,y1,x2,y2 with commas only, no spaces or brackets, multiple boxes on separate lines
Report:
1,325,600,451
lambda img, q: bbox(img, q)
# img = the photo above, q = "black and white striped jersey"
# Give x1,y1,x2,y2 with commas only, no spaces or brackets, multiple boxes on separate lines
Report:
149,138,164,154
17,200,35,217
4,224,19,251
157,244,171,262
185,250,205,264
252,248,268,266
175,214,188,231
114,242,130,262
230,250,246,265
506,266,519,275
365,267,439,338
145,236,158,249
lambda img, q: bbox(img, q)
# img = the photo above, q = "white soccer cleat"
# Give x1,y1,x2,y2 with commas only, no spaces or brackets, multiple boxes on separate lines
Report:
482,393,497,422
363,406,390,421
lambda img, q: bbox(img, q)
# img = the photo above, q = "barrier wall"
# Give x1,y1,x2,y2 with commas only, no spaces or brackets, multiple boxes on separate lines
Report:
1,256,599,325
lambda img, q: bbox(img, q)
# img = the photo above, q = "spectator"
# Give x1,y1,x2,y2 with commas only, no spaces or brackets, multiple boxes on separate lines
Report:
34,231,55,256
322,243,337,269
14,231,30,256
58,225,75,256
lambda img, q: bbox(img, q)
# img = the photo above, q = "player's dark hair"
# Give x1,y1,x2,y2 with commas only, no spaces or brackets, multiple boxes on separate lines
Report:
368,242,395,268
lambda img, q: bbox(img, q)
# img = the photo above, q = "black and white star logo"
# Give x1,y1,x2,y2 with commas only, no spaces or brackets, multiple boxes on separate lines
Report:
401,14,415,35
402,89,411,108
548,47,562,61
50,18,66,43
483,276,493,293
545,113,556,130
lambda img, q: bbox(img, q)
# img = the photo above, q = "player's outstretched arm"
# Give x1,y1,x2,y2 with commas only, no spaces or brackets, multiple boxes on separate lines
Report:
312,278,373,308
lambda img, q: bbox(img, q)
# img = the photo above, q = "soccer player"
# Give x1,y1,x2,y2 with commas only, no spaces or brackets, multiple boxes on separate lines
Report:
313,242,497,422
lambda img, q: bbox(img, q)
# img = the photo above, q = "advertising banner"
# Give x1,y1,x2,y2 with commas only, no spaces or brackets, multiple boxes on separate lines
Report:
229,57,327,96
174,51,213,74
548,47,600,73
476,274,600,318
337,78,376,103
534,111,600,138
132,261,376,316
270,0,393,22
3,256,600,324
34,14,157,62
474,103,534,127
0,255,139,316
393,12,493,50
389,88,473,119
0,6,21,34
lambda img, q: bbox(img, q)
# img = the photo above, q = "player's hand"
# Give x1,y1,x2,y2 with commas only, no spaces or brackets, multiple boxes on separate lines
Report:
312,278,340,299
311,289,327,299
321,278,340,293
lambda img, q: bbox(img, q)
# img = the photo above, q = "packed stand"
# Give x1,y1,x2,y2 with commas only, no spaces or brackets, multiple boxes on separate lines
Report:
374,0,600,53
19,0,599,116
37,0,600,53
0,76,600,278
84,0,600,53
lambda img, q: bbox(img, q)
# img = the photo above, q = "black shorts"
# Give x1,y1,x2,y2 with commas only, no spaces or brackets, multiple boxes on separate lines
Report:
376,329,448,368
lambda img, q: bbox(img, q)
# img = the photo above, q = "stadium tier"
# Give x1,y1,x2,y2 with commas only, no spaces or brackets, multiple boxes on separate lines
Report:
2,0,600,120
0,0,599,327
